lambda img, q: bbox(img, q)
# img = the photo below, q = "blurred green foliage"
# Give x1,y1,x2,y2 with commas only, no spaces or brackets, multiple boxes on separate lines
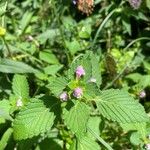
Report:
0,0,150,149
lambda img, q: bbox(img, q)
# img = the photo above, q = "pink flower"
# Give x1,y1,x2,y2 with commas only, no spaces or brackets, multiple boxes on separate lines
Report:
60,92,68,101
73,87,83,98
75,65,85,78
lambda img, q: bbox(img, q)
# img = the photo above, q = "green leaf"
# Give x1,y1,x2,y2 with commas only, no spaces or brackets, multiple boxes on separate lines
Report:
44,64,63,76
84,83,101,100
65,40,81,55
0,1,7,16
126,73,142,83
130,132,142,146
120,122,146,139
48,77,68,97
90,53,101,87
12,74,29,101
0,128,13,150
13,99,55,140
95,89,148,123
87,116,101,139
78,24,92,39
19,11,33,34
36,29,60,44
63,101,90,137
70,136,100,150
0,100,12,121
122,14,131,35
39,50,59,64
0,59,38,73
39,138,62,150
146,0,150,9
136,75,150,89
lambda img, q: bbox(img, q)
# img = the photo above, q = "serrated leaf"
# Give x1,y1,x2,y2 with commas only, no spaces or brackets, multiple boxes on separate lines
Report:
87,116,101,139
0,59,38,73
0,100,12,121
13,99,55,140
90,53,101,87
44,64,63,76
126,73,142,83
120,122,146,139
84,83,101,100
70,136,100,150
65,40,81,55
130,132,142,146
95,89,148,123
0,128,13,150
48,77,68,97
12,75,29,101
63,101,90,137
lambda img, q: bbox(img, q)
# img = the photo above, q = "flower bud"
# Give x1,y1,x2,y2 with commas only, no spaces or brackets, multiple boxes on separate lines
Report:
73,87,83,99
139,90,146,98
75,65,85,78
60,92,68,101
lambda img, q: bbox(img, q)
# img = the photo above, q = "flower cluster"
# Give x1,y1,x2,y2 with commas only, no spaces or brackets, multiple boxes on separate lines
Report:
59,65,85,101
73,65,85,98
128,0,142,9
73,0,94,15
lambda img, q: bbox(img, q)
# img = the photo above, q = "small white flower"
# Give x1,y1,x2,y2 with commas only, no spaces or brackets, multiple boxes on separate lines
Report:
88,77,96,83
145,143,150,150
139,90,146,98
59,92,68,101
16,98,23,107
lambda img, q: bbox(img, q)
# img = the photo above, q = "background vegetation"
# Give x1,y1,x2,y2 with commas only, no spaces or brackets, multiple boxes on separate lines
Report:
0,0,150,149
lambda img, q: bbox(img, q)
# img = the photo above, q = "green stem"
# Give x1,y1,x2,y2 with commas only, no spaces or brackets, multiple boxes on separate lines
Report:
123,37,150,51
91,8,117,49
103,64,128,90
2,37,12,57
87,126,114,150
